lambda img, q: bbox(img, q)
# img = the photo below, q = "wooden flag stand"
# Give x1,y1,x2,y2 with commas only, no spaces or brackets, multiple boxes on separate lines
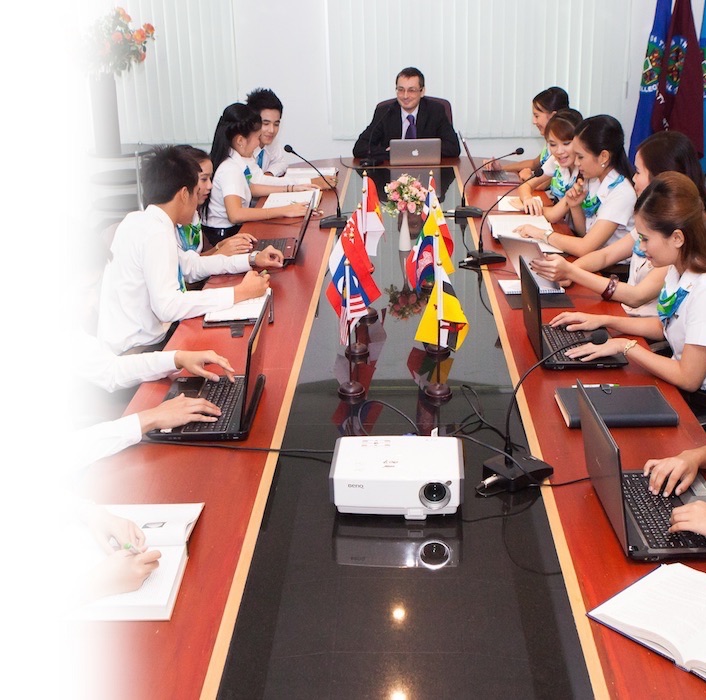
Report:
338,320,366,402
423,320,452,403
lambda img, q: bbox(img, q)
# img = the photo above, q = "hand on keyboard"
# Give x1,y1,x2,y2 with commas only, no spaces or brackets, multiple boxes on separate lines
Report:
669,501,706,538
139,393,221,433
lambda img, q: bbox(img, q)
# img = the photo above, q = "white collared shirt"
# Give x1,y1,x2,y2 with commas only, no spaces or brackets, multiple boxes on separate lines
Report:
583,169,637,248
97,205,236,353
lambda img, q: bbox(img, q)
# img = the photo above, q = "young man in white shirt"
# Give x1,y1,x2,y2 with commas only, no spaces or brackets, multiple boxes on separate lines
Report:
97,146,283,354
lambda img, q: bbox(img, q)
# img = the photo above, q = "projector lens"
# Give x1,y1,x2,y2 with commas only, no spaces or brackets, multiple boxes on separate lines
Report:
419,482,451,509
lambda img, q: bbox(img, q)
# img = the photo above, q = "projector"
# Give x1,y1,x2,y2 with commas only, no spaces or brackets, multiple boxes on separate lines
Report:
329,435,464,520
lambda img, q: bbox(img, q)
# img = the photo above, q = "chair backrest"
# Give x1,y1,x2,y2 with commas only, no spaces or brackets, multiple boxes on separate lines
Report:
376,96,453,126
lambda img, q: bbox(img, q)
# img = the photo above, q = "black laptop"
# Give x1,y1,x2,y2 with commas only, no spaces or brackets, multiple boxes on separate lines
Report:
148,295,270,442
520,257,627,370
577,379,706,560
459,131,521,186
254,190,316,265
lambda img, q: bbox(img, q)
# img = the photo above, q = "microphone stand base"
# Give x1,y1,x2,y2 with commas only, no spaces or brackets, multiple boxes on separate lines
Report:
454,206,483,220
459,250,507,269
359,157,384,168
338,380,366,403
482,454,554,493
320,215,348,230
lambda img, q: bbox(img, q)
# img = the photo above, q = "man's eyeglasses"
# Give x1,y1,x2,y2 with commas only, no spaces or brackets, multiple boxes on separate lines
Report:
395,86,422,95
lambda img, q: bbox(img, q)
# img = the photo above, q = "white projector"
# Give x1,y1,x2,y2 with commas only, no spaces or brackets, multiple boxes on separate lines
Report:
329,435,464,520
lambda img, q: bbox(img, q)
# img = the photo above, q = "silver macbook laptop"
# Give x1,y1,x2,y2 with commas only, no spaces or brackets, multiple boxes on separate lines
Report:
389,138,441,166
459,132,521,186
577,379,706,560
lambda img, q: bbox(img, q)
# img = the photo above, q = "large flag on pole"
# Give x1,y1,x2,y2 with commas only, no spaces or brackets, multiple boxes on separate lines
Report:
414,236,468,351
651,0,704,158
628,0,671,162
358,172,385,256
699,4,706,172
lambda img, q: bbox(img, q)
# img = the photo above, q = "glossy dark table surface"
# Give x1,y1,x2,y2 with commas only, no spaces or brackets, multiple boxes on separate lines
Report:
216,166,593,699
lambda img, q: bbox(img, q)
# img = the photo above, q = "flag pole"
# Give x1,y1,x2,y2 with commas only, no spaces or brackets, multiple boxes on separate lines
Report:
357,194,379,326
423,233,451,403
338,261,365,401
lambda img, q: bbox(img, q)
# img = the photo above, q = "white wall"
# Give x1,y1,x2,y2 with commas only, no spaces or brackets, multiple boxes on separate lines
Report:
229,0,705,162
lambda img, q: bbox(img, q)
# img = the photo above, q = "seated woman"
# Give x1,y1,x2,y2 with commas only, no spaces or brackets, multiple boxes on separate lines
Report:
204,103,317,247
550,172,706,395
490,86,570,180
515,108,583,221
175,145,256,257
529,131,706,317
516,114,636,258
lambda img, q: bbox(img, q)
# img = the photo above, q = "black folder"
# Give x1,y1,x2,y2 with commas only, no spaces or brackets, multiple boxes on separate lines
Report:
554,385,679,429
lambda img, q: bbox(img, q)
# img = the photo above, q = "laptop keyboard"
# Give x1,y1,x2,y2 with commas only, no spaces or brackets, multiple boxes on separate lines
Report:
622,472,706,549
182,376,244,433
543,325,586,361
486,169,508,181
256,238,289,253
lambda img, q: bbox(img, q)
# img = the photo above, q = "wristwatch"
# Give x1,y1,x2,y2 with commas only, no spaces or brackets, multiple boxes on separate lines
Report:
543,229,554,244
248,251,258,268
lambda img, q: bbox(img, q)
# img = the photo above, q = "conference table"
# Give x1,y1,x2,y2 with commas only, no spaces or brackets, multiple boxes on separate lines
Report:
75,158,706,699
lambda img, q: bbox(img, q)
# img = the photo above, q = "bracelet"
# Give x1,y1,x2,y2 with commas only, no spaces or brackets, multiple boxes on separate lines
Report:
623,339,638,357
601,274,619,301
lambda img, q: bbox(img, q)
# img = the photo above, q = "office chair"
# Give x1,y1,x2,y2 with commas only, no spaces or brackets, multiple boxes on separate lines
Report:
375,96,454,125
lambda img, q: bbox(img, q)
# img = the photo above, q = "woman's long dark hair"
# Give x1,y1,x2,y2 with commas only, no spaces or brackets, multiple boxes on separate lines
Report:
209,103,262,174
574,114,634,181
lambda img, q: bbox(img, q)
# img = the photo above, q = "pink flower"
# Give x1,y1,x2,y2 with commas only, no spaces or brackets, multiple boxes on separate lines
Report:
397,201,406,212
407,202,416,213
111,31,124,43
389,191,400,201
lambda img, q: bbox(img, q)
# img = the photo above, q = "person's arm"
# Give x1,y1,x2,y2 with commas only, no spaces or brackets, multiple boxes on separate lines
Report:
204,232,257,257
500,155,541,175
517,218,622,257
669,501,706,537
223,193,310,224
573,234,636,273
530,255,667,309
353,104,390,158
434,109,460,158
644,445,706,497
517,174,551,215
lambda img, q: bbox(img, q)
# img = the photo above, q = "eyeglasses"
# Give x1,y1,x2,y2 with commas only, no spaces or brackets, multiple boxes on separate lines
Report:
395,86,422,95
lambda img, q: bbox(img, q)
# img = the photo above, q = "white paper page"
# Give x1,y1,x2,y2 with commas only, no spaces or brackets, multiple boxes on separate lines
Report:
103,503,205,546
204,290,270,323
262,190,319,208
487,214,562,254
497,196,542,212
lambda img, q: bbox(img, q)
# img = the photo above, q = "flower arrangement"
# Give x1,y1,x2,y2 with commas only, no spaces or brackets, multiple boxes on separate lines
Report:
85,7,156,75
385,283,427,320
383,174,428,216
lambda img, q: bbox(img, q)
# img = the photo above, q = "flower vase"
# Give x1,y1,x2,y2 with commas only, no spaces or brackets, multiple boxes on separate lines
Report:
398,211,412,251
89,73,122,157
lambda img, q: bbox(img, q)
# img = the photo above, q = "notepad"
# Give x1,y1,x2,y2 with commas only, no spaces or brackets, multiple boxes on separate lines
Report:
487,214,562,254
554,384,679,428
262,189,321,208
77,503,204,621
497,196,542,212
285,166,336,181
203,289,271,324
588,563,706,680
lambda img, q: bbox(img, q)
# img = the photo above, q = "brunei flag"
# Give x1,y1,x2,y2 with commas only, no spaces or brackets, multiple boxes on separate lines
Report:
414,263,468,351
406,202,454,292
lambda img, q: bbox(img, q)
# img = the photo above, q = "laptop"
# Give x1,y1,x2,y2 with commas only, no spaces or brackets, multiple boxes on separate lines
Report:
254,190,316,265
148,295,270,442
497,236,563,294
577,379,706,560
459,131,521,186
389,138,441,166
519,256,627,369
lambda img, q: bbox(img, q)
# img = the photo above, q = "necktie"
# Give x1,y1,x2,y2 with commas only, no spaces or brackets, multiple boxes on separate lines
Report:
256,149,264,169
405,114,417,140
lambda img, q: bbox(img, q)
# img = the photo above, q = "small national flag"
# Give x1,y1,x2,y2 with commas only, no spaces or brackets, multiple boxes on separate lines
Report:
628,0,671,162
406,202,454,292
414,263,468,351
358,173,386,256
700,2,706,170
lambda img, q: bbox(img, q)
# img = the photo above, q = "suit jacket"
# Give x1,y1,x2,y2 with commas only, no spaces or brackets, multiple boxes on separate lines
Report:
353,97,460,160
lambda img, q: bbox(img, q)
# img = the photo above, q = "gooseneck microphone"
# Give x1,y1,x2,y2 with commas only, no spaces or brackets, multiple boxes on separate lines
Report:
460,165,543,269
359,103,396,168
283,144,348,230
454,147,525,221
480,329,611,493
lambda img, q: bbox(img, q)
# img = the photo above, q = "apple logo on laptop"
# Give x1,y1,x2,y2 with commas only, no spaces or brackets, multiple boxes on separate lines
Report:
412,149,419,157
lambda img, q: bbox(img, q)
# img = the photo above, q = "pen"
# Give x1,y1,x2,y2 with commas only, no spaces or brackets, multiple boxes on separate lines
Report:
259,269,269,276
571,383,619,388
123,542,142,555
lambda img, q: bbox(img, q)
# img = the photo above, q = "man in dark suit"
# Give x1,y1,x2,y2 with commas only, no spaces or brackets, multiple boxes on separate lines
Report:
353,67,460,162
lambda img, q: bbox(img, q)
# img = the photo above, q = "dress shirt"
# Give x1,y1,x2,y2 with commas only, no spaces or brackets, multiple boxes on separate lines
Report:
253,142,288,176
207,149,254,228
97,205,236,353
582,169,637,249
